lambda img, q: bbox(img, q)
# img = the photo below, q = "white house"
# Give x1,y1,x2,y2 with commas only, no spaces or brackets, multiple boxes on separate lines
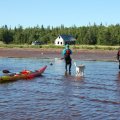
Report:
54,34,76,45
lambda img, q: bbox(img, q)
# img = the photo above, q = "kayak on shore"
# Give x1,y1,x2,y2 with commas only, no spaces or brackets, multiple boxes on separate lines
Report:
0,65,47,83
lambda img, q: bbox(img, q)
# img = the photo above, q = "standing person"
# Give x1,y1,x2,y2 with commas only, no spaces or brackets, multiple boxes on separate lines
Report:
117,48,120,69
62,44,72,74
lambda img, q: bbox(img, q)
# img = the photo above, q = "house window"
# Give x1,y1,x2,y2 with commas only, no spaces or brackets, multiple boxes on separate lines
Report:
57,41,59,44
61,42,62,45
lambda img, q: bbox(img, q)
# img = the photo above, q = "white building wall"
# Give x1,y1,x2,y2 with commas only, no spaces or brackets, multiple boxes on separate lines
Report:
55,36,64,45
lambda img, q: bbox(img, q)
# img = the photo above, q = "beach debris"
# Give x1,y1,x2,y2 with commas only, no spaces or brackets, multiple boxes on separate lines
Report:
50,63,53,65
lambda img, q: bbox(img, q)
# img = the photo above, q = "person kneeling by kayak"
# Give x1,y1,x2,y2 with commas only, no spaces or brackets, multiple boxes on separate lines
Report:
62,44,72,73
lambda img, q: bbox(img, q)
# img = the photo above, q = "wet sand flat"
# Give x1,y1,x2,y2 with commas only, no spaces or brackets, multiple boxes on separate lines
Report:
0,48,118,61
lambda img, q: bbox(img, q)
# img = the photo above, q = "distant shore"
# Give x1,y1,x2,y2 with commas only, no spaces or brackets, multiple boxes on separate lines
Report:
0,48,118,61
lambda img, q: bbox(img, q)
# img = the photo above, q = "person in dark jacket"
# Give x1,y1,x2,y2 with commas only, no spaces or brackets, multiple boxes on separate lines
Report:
117,48,120,69
62,44,72,73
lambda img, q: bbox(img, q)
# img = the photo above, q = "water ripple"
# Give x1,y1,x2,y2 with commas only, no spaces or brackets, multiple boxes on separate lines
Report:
0,58,120,120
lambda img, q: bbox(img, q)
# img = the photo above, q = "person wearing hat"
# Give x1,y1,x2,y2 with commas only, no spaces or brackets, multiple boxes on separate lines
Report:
62,44,72,73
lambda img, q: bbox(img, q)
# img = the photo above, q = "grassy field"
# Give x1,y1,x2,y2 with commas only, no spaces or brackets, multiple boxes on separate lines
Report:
0,42,119,50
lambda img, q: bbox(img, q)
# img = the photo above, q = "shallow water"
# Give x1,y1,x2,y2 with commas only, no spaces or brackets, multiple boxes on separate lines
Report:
0,57,120,120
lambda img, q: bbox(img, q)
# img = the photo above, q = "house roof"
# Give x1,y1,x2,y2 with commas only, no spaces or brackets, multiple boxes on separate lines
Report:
59,34,76,41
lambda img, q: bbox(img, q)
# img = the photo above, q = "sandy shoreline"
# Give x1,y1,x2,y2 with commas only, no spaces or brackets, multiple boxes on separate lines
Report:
0,48,118,61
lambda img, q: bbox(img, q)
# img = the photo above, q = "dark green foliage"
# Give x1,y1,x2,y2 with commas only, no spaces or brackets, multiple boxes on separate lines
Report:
0,24,120,45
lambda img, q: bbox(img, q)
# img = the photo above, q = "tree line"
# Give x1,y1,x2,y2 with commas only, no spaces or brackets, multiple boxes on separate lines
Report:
0,24,120,45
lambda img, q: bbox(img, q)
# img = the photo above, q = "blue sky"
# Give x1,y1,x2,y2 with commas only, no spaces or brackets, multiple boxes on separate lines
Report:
0,0,120,28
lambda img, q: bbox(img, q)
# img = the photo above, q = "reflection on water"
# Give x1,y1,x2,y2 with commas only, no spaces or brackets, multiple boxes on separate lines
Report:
0,58,120,120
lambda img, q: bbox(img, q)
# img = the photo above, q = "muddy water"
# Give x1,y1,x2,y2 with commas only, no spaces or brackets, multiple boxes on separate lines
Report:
0,58,120,120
